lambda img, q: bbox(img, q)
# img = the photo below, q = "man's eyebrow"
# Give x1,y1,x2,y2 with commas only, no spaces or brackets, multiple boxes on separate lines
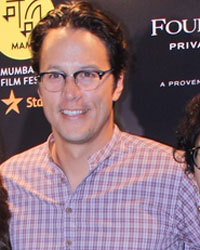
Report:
77,65,101,70
45,64,63,70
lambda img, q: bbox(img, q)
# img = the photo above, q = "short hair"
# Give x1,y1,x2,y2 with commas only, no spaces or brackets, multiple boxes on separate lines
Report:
30,0,128,82
174,94,200,173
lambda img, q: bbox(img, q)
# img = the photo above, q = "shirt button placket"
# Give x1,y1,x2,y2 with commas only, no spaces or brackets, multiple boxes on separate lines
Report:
66,206,74,248
60,176,73,248
66,197,76,249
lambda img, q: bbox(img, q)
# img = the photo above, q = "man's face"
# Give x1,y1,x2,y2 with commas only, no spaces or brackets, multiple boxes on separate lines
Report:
38,27,123,149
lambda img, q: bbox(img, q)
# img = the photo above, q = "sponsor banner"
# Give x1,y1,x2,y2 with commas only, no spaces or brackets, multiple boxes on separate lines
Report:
114,0,200,145
0,0,54,60
0,0,53,160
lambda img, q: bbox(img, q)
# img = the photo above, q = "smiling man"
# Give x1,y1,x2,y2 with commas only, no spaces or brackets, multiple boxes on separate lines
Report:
1,1,200,249
37,26,123,189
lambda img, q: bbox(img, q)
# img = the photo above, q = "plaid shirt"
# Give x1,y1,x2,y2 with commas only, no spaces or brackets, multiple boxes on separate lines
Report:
1,126,200,250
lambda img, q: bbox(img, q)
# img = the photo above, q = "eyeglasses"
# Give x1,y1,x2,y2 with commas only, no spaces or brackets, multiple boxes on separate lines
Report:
190,146,200,169
37,68,113,92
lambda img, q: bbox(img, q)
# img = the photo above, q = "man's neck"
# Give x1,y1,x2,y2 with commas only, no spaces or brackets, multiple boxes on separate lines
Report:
51,124,115,190
52,142,89,191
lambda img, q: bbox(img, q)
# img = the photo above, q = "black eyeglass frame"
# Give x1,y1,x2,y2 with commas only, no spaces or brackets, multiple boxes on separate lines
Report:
37,68,113,92
189,146,200,169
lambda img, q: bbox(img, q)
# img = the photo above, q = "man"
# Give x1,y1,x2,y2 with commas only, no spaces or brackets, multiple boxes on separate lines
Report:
1,1,200,249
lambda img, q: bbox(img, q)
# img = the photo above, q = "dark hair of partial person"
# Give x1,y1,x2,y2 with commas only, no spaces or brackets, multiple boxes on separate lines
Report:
29,0,128,83
173,93,200,174
0,176,11,249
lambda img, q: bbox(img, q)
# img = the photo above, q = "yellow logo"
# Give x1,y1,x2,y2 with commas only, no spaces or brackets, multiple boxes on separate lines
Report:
1,90,23,114
0,0,54,60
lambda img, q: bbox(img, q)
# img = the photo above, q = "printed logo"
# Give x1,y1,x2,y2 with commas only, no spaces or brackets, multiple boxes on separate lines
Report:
0,0,54,60
1,89,43,114
1,90,23,114
151,18,200,37
151,17,200,51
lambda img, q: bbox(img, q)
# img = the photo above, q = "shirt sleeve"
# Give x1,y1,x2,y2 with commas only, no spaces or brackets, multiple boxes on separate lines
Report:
174,174,200,249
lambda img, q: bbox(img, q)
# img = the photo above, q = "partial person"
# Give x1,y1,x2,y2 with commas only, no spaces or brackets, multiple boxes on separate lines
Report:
0,175,11,250
174,93,200,188
1,1,200,249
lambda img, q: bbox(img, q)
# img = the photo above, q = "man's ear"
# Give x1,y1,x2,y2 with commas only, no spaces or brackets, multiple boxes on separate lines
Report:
112,73,124,102
37,86,42,98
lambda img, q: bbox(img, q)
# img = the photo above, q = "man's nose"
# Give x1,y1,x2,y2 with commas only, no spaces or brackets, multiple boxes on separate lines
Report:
61,76,82,100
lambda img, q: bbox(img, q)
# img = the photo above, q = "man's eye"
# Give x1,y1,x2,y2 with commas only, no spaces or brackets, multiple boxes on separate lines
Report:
48,73,62,79
80,71,98,78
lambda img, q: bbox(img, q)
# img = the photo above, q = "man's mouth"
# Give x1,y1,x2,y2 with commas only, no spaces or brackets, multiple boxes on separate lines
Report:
61,109,86,116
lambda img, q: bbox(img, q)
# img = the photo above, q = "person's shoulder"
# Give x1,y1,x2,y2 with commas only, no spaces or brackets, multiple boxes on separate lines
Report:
116,129,185,172
0,142,48,173
117,129,173,155
117,130,199,198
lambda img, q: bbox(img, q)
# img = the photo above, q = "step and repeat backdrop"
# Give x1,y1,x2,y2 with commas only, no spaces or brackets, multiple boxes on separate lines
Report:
0,0,200,161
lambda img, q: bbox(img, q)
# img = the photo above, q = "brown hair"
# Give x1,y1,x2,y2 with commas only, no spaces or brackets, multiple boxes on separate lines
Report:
30,0,127,82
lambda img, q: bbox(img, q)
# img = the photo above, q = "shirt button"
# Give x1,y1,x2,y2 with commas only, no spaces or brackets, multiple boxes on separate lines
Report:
198,205,200,212
66,240,72,247
61,177,65,183
66,207,72,214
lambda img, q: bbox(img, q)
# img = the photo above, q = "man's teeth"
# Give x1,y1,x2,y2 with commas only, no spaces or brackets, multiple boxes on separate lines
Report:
62,110,85,116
